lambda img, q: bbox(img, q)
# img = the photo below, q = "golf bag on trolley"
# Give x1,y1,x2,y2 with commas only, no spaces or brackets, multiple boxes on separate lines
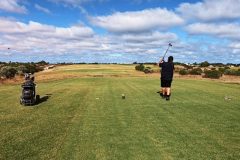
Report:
20,74,39,106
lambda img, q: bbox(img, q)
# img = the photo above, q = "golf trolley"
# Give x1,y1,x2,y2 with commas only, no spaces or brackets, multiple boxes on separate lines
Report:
20,74,40,106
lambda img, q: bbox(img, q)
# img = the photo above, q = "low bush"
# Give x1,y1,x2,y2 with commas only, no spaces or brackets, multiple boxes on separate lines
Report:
179,69,189,75
135,64,145,71
189,68,202,75
203,70,222,79
144,67,154,74
224,69,240,76
0,66,17,79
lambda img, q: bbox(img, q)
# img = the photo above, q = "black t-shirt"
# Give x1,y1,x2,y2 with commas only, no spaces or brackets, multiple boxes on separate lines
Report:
159,62,174,80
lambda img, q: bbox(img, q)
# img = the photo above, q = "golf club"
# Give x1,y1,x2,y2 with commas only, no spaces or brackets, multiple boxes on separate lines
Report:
162,43,172,61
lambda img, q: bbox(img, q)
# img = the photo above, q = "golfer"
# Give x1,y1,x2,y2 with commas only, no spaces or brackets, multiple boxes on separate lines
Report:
159,56,174,101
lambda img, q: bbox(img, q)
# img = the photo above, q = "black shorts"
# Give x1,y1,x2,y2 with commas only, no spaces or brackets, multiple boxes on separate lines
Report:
161,79,172,87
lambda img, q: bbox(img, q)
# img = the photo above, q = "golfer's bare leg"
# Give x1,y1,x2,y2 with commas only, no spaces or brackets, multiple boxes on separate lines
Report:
162,88,166,95
166,88,171,95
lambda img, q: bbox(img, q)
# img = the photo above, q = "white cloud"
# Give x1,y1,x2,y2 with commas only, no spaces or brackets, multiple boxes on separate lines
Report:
119,31,177,43
185,23,240,40
229,42,240,54
177,0,240,21
35,4,51,14
230,42,240,49
0,17,182,63
0,0,27,14
0,18,94,38
90,8,184,33
0,18,96,57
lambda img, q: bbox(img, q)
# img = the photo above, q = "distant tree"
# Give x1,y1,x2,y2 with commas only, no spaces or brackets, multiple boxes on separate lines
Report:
211,63,224,67
200,61,210,67
193,62,198,65
0,62,6,65
36,60,49,65
226,63,236,66
133,62,138,64
174,62,185,65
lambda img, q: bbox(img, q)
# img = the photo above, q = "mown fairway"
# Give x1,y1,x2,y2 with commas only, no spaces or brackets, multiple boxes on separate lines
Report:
0,65,239,160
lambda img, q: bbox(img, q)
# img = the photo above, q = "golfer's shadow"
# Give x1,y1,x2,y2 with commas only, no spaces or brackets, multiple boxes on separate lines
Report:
37,94,52,104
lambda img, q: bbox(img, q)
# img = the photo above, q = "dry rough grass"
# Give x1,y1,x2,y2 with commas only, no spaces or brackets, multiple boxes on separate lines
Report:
1,64,239,85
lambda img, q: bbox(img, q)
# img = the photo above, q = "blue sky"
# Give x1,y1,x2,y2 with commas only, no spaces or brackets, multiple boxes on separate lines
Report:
0,0,240,63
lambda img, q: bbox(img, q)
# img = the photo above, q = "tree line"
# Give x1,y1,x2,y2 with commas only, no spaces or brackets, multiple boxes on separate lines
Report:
135,61,240,79
0,61,49,79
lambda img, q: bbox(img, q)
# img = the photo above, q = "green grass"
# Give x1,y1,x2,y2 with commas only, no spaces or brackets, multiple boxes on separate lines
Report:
0,65,240,160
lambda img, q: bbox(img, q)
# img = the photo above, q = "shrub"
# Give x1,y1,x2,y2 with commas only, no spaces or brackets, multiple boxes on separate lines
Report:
218,67,227,74
189,68,202,75
135,64,145,71
179,69,189,75
144,67,154,74
203,70,222,79
224,69,240,76
0,66,17,79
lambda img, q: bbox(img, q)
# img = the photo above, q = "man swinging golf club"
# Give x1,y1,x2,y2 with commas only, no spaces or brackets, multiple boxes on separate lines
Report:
158,43,174,101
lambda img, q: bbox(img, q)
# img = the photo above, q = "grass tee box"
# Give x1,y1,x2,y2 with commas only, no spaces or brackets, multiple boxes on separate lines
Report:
0,64,240,160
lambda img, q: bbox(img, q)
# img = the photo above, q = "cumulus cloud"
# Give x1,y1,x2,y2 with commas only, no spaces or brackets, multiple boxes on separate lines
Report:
1,17,238,63
0,0,27,14
35,4,51,14
0,17,182,63
229,42,240,54
177,0,240,21
89,8,184,33
0,18,94,39
0,17,96,57
185,23,240,40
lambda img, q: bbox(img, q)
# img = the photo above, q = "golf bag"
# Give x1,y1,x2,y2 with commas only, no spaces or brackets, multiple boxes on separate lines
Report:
20,75,39,106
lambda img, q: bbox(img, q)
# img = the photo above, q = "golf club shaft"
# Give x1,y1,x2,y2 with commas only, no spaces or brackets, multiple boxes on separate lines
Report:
161,45,171,62
162,45,170,60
